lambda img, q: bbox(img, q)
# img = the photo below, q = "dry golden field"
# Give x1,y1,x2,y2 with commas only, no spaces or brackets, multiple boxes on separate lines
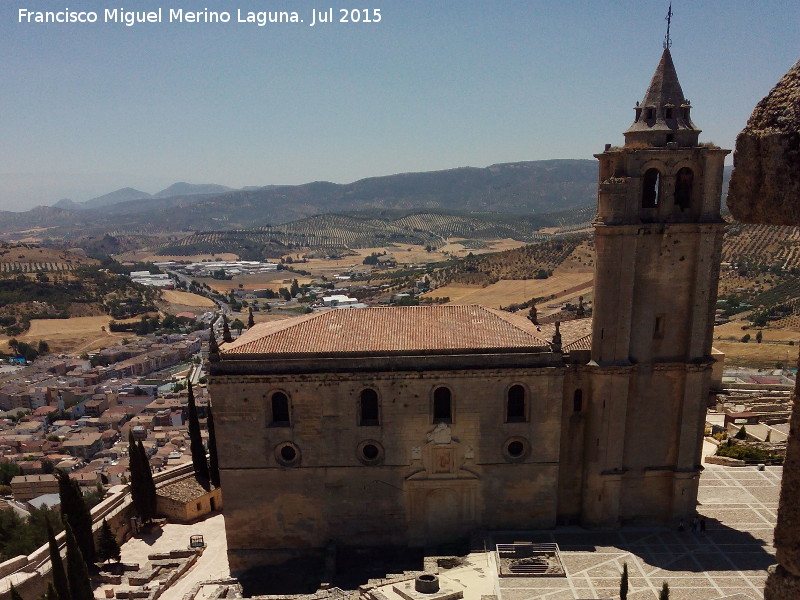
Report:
160,290,216,308
713,318,800,368
198,274,314,294
423,272,594,310
714,320,800,342
712,340,798,369
0,315,149,354
300,240,529,278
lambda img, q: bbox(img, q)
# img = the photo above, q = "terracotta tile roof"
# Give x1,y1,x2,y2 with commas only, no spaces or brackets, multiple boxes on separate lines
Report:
221,305,552,356
157,475,216,503
536,317,593,350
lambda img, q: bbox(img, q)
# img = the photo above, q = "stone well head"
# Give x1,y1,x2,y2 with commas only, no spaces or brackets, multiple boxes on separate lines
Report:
414,573,440,594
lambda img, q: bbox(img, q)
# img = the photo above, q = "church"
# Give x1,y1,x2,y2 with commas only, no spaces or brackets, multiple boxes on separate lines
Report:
209,48,729,575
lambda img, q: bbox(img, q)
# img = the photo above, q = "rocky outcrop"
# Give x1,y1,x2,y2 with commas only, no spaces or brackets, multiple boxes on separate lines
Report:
731,59,800,600
727,61,800,225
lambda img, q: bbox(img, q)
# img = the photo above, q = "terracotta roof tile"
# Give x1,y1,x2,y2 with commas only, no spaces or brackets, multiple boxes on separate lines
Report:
537,318,593,349
221,305,552,356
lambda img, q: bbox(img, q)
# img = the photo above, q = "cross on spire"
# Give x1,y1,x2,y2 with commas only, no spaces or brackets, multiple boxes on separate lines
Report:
663,2,673,49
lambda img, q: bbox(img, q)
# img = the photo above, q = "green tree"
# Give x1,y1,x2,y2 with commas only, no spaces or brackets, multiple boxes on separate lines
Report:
756,330,763,343
187,380,210,484
247,307,255,328
741,333,751,343
736,425,747,440
0,462,21,486
207,405,221,488
56,470,95,564
97,520,121,563
38,340,50,354
47,517,69,600
128,431,156,523
659,582,669,600
231,318,245,335
620,562,628,600
64,522,94,600
136,440,157,521
290,279,300,298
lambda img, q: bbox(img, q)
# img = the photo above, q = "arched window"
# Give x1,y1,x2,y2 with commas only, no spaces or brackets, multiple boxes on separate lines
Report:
506,385,526,423
573,389,583,413
675,167,694,211
271,392,290,426
359,388,379,426
642,168,661,208
433,387,452,424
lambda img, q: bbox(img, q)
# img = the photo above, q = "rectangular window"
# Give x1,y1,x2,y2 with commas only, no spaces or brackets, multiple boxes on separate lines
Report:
654,315,665,339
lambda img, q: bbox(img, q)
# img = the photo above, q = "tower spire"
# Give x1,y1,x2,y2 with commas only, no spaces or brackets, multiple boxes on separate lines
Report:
663,2,673,50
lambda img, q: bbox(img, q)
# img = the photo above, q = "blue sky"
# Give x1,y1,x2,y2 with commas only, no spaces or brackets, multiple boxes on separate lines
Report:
1,0,798,210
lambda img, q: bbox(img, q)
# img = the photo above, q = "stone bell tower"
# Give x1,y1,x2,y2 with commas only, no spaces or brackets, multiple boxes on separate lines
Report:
582,48,729,526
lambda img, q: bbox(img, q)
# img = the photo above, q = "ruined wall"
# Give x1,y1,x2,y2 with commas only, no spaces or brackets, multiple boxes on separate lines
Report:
727,60,800,225
726,58,800,600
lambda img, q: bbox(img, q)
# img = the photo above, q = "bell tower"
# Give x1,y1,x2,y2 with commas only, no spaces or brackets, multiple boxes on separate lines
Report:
582,47,729,526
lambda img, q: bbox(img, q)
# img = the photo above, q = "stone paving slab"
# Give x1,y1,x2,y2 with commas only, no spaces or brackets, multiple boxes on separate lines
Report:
124,464,777,600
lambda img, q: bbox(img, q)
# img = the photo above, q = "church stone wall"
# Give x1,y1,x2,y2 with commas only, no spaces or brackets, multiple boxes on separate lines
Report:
212,364,565,574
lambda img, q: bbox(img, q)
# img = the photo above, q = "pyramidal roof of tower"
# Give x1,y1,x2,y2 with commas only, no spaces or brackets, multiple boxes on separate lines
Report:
641,48,686,108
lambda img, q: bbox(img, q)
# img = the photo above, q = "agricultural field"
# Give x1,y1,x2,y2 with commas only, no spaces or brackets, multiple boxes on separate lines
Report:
297,240,521,279
196,273,314,294
712,339,798,369
1,315,136,354
423,272,593,312
0,243,98,273
723,222,800,270
160,290,216,308
153,212,559,261
714,320,800,343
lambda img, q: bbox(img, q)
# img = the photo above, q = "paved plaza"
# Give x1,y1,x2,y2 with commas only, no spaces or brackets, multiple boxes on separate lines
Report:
115,464,779,600
480,464,780,600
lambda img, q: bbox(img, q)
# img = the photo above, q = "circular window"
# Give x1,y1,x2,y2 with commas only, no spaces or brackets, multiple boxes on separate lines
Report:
275,442,300,466
502,437,529,463
356,440,385,465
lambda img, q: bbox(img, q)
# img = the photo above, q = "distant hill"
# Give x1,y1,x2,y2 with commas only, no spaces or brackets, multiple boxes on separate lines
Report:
82,187,152,209
0,159,598,241
152,182,233,198
156,206,595,260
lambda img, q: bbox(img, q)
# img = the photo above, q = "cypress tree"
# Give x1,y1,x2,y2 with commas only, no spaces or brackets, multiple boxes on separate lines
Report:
128,430,146,521
65,522,94,600
248,307,255,328
659,582,669,600
47,517,69,600
222,315,232,343
46,583,59,600
97,519,121,563
128,431,156,523
187,380,210,483
620,562,628,600
207,404,221,488
137,440,157,521
56,470,95,564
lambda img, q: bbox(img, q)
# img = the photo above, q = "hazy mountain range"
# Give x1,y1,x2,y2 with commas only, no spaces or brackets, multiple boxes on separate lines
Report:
53,182,235,210
0,160,732,242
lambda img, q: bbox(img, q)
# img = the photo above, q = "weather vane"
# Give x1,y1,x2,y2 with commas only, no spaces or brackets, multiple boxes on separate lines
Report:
663,2,673,49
